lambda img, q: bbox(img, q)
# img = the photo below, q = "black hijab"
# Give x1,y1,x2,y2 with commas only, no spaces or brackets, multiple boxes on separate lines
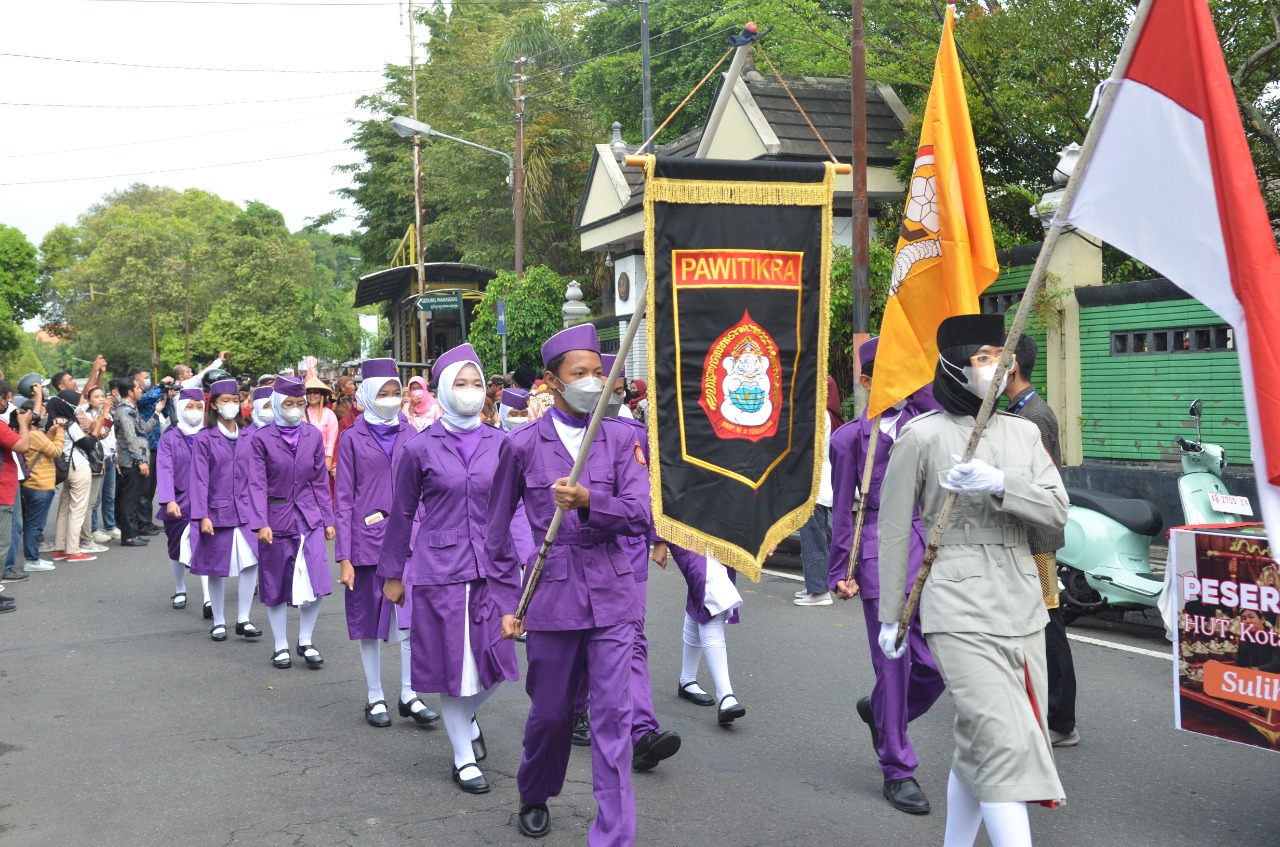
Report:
931,314,1007,418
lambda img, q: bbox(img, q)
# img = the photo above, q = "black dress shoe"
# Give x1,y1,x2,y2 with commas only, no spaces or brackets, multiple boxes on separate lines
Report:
364,700,392,728
857,696,881,751
678,681,715,706
120,538,148,547
203,601,213,620
398,696,441,725
0,596,16,613
517,802,550,838
571,711,591,746
210,624,227,642
235,621,262,638
139,526,161,536
471,716,487,762
271,648,292,669
883,777,931,814
452,762,490,794
171,592,187,610
717,694,746,725
632,730,682,772
296,642,324,668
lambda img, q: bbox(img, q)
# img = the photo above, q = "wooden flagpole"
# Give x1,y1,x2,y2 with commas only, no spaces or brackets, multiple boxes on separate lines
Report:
844,412,881,583
894,0,1155,648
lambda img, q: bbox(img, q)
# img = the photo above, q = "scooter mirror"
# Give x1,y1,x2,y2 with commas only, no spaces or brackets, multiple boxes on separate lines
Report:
1189,398,1202,419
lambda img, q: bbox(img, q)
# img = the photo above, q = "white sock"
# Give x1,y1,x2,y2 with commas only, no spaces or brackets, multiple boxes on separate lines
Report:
943,770,984,847
399,636,415,703
169,559,186,595
440,694,479,771
236,565,257,624
298,598,321,645
266,604,289,652
680,613,705,689
200,574,210,605
980,801,1033,847
359,639,383,703
207,576,226,627
700,613,733,701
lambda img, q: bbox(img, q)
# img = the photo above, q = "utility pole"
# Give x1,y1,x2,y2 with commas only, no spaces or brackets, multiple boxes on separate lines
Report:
513,56,526,280
640,0,653,152
184,260,191,364
409,0,428,368
850,0,871,407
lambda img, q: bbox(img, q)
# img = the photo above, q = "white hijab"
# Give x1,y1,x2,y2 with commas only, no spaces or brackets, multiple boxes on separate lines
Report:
252,396,273,427
436,359,484,433
271,390,301,427
175,395,204,436
357,376,400,427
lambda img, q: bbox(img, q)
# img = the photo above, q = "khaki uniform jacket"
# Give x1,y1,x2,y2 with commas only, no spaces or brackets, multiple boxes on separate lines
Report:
877,410,1069,638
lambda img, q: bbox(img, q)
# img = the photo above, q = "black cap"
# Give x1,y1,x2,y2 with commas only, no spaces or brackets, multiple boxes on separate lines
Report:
937,314,1007,350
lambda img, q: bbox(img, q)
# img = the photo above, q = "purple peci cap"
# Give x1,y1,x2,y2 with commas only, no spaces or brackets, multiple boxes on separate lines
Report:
362,358,398,380
208,379,238,398
178,388,205,402
252,386,273,401
858,336,879,367
601,354,624,378
502,387,529,410
541,324,599,368
431,343,481,385
274,375,305,397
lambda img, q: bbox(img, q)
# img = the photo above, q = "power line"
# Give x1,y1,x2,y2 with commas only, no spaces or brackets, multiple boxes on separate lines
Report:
0,110,359,159
0,89,374,109
0,149,349,187
77,0,554,5
0,52,381,74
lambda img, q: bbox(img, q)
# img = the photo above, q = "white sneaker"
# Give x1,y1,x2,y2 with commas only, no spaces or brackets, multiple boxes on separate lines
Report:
81,544,110,554
793,592,833,606
24,560,56,572
794,589,808,599
106,528,122,540
92,531,112,544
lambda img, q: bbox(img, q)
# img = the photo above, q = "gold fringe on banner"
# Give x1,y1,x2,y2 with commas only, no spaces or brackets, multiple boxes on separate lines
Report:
643,158,835,582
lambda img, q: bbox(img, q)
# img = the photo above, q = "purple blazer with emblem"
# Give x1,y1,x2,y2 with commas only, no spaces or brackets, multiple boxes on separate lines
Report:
247,422,334,535
156,427,196,520
189,426,248,526
377,421,509,589
485,414,650,631
334,414,419,566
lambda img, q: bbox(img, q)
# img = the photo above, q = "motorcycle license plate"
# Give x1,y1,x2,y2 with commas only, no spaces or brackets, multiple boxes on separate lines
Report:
1208,492,1254,516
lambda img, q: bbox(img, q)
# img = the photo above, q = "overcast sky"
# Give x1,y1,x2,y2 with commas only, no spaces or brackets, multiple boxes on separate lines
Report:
1,0,413,250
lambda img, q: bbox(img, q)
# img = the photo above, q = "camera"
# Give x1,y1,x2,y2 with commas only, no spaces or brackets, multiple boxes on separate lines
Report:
7,399,40,430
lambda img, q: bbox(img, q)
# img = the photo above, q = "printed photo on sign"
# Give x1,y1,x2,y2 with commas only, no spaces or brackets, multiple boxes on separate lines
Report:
1170,525,1280,753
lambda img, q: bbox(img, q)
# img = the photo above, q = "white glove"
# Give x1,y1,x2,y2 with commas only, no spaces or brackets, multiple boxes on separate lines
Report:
940,453,1005,496
878,621,907,660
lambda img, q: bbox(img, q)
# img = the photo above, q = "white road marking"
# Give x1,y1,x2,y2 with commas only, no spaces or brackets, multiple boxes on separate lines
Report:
1066,632,1171,660
763,567,1173,660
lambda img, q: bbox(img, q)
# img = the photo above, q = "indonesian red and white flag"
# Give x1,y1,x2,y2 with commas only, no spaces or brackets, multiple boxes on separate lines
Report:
1064,0,1280,535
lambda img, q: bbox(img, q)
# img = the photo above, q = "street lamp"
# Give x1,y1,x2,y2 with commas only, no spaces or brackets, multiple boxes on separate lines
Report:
600,0,653,153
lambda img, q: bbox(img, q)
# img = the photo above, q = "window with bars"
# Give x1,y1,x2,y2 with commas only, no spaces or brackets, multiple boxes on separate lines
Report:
980,291,1023,315
1110,325,1235,355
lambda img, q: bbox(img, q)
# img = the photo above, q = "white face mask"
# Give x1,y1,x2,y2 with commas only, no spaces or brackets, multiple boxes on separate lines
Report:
181,408,203,426
254,407,273,426
216,403,239,420
450,388,486,417
558,376,605,415
276,406,303,427
370,397,402,420
962,362,1008,400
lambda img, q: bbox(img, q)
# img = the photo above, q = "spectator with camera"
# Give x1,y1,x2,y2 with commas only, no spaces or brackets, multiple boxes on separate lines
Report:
20,384,66,574
82,386,118,545
129,367,169,536
113,376,168,548
46,393,100,563
0,381,33,598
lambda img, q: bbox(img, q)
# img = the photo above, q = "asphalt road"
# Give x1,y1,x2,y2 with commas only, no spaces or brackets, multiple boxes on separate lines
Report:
1,538,1276,846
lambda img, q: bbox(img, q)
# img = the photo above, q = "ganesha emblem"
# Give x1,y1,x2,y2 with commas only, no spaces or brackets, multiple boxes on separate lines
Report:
890,144,943,296
722,338,772,427
700,311,782,442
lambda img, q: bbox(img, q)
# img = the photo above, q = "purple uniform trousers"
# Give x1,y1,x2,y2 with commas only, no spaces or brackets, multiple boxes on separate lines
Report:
572,578,661,747
519,622,636,847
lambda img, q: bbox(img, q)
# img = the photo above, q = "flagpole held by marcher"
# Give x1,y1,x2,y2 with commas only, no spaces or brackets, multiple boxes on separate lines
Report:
844,412,882,584
893,0,1156,648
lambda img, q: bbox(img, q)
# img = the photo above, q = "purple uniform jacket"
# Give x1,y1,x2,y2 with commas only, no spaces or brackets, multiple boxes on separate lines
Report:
486,414,651,631
155,427,195,520
613,415,654,583
335,414,419,566
247,423,334,535
189,426,248,526
377,422,515,587
827,388,941,597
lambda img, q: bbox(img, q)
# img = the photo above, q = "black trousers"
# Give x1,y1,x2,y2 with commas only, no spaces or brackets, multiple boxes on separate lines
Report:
1045,606,1077,733
115,463,145,542
135,446,158,528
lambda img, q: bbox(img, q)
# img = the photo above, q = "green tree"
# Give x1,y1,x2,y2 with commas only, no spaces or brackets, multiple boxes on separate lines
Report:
0,224,41,359
0,333,44,383
467,264,567,377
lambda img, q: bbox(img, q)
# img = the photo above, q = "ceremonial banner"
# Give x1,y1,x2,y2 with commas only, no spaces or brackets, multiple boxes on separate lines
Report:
1169,525,1280,753
642,156,835,581
867,7,998,418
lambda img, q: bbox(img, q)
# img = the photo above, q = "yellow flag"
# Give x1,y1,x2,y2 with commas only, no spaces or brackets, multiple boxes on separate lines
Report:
866,8,999,418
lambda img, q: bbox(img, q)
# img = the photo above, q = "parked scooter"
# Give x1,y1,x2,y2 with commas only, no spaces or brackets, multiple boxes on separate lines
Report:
1056,399,1250,620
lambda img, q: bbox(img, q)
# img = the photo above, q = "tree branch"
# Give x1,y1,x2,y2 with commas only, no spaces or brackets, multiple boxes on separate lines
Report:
1233,37,1280,86
1236,89,1280,166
